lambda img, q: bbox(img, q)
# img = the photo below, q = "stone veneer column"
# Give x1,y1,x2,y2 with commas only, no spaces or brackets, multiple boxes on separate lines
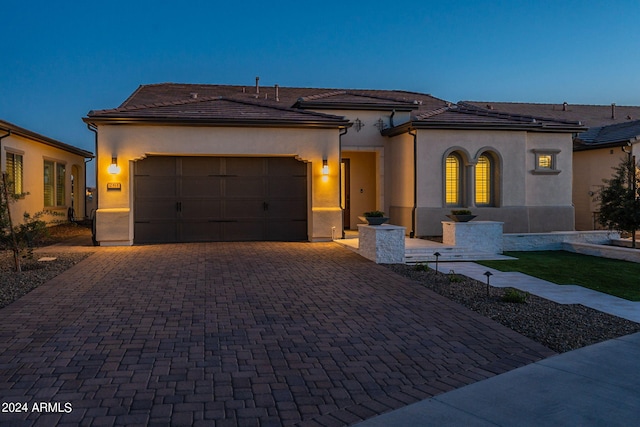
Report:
442,221,504,254
357,224,406,264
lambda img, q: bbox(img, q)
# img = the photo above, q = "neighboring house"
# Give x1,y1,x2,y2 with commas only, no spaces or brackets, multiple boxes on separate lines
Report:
463,101,640,231
0,119,94,226
573,120,640,230
83,82,583,246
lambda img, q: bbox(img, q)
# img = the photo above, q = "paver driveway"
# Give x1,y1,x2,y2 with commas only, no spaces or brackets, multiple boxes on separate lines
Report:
0,243,554,426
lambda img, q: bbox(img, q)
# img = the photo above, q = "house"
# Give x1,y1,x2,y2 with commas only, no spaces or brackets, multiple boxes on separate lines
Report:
83,82,584,246
573,120,640,230
463,101,640,231
0,119,94,225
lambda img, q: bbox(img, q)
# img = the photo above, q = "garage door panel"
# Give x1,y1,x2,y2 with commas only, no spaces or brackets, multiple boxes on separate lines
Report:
134,156,307,243
135,199,177,221
269,176,306,197
267,200,306,219
223,221,264,241
226,158,265,176
182,157,222,176
224,200,265,218
181,200,222,220
181,177,222,197
225,177,266,197
136,176,177,198
135,222,178,243
136,156,176,176
180,221,223,241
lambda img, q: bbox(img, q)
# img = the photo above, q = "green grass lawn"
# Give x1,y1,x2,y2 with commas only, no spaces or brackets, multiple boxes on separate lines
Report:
477,251,640,301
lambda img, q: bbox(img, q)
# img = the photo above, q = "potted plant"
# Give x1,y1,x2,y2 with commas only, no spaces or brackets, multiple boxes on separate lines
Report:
359,210,390,226
446,209,477,222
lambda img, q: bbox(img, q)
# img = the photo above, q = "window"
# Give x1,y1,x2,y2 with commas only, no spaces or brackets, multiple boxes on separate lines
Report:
6,152,23,195
445,153,462,206
44,160,66,207
532,149,561,174
475,154,492,206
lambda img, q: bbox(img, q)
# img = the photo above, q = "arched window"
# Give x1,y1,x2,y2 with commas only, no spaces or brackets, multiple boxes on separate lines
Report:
445,153,462,206
475,154,492,206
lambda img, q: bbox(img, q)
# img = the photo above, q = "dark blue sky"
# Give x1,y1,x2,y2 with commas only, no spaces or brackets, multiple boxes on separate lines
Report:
2,0,639,165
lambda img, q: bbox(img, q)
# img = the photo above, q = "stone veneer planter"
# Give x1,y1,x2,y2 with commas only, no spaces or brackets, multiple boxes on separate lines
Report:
357,224,406,264
442,221,504,254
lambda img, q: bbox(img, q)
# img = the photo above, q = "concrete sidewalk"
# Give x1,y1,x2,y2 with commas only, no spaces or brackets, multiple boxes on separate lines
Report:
356,262,640,426
356,331,640,426
435,262,640,323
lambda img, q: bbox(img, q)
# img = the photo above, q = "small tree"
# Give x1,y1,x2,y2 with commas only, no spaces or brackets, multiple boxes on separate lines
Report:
0,173,22,271
598,155,640,248
0,174,51,271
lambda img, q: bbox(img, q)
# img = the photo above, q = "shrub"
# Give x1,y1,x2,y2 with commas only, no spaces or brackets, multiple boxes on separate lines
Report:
363,210,385,217
501,288,529,303
414,262,429,271
451,209,472,215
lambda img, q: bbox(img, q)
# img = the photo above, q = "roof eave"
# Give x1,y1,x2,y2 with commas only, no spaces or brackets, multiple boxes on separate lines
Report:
0,120,94,158
573,139,634,151
383,121,584,136
82,116,352,129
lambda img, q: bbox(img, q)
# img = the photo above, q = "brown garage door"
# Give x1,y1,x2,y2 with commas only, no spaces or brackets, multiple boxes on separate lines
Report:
134,156,307,243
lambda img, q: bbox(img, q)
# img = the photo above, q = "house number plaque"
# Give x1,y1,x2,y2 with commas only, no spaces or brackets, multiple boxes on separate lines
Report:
106,182,122,191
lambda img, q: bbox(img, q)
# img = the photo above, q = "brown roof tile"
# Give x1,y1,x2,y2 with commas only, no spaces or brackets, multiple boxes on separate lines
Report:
461,101,640,128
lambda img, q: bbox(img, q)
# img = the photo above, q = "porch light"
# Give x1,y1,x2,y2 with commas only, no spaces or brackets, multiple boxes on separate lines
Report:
322,159,329,175
107,156,121,174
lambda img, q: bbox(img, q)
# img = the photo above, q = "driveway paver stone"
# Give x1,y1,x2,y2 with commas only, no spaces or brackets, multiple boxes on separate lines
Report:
0,242,554,426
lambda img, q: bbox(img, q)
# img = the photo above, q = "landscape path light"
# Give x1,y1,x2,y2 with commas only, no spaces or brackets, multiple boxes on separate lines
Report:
433,252,441,273
484,271,493,297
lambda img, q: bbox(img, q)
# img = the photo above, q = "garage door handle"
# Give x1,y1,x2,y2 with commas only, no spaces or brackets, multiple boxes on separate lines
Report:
176,202,182,212
263,202,269,211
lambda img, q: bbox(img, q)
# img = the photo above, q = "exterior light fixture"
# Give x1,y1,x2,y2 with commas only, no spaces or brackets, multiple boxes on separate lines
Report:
107,156,121,174
484,271,493,297
322,159,329,175
433,252,441,273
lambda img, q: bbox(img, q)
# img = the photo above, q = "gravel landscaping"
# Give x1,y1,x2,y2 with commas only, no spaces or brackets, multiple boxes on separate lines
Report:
0,223,93,309
0,251,90,308
386,264,640,353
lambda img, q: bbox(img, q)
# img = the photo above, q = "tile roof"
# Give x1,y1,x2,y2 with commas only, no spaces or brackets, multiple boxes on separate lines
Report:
574,119,640,151
86,83,451,126
381,104,585,135
461,101,640,128
85,83,585,133
0,119,93,158
88,96,349,125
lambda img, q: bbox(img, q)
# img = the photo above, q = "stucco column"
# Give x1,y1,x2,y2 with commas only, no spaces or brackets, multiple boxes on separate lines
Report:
466,164,476,208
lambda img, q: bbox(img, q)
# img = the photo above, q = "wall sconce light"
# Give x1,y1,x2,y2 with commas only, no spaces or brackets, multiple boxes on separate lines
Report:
107,156,121,174
322,159,329,175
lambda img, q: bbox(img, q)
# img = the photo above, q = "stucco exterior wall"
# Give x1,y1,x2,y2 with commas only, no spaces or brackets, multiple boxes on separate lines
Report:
409,129,574,236
524,132,573,206
95,124,342,245
1,132,88,226
385,132,414,233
